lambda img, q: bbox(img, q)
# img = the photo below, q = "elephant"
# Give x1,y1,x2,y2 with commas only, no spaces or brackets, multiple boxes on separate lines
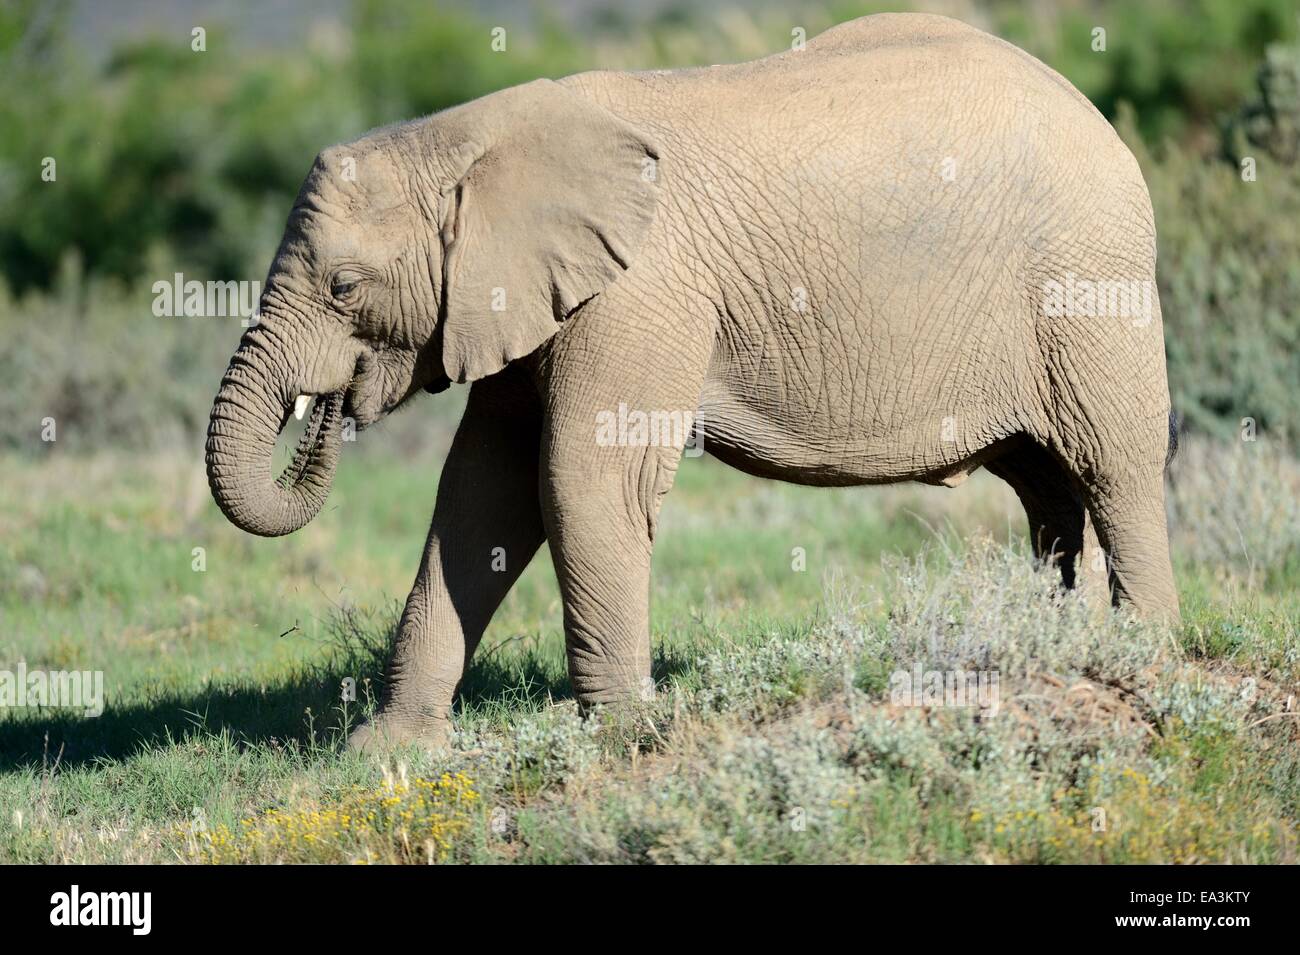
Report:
205,13,1180,752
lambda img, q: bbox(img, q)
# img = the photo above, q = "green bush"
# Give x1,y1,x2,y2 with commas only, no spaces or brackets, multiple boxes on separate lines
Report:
0,262,238,452
0,0,594,294
1123,39,1300,441
993,0,1297,143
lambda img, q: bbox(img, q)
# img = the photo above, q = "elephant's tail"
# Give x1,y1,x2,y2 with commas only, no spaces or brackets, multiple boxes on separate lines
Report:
1165,410,1180,470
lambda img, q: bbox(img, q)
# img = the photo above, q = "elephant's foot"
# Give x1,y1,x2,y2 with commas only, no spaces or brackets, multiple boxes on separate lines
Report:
575,688,660,746
346,714,451,756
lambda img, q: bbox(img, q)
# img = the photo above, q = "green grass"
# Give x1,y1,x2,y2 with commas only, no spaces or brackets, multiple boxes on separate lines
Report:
1,433,1298,862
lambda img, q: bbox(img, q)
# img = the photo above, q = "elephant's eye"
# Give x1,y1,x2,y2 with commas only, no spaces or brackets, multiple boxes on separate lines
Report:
331,272,364,301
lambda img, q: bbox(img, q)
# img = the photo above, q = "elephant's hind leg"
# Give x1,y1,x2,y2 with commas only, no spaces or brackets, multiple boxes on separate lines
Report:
1036,350,1179,619
1038,375,1179,621
1080,465,1179,622
986,439,1087,588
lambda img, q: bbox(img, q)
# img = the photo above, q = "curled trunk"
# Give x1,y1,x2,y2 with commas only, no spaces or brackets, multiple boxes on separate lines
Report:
206,343,345,537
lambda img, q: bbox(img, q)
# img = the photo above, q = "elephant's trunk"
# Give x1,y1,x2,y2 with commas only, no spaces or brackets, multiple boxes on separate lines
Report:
205,338,346,538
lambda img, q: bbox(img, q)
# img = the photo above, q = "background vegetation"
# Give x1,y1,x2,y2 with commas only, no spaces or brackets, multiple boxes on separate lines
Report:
1,0,1298,863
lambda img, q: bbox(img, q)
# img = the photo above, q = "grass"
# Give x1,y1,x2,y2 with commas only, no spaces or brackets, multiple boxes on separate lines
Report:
1,428,1297,863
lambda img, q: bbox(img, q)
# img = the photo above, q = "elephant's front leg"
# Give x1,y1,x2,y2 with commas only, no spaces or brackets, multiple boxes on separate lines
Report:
543,438,683,711
348,368,544,753
535,282,713,711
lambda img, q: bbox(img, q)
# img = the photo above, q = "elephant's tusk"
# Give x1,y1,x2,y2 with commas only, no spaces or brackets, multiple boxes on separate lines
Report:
293,394,312,420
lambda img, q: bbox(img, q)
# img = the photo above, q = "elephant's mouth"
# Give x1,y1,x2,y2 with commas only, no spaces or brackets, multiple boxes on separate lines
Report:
278,390,345,491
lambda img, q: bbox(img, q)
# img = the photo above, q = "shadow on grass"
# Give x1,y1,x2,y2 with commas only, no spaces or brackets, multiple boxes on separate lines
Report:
0,617,693,770
0,641,388,770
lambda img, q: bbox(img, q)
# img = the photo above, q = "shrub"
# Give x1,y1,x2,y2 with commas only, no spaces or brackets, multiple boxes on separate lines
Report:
1122,36,1300,441
512,539,1296,863
1167,435,1300,584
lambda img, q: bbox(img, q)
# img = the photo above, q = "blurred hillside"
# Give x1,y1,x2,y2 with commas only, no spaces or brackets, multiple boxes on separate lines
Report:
1,0,1299,451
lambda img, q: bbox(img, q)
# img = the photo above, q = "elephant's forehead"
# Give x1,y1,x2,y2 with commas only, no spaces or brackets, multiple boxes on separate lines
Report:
308,149,409,213
285,200,406,260
322,231,385,259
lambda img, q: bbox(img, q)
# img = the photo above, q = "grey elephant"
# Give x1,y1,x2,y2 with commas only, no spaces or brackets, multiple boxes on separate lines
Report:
206,13,1179,752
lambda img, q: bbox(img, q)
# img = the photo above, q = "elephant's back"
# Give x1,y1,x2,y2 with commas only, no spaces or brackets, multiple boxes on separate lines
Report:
578,14,1102,122
569,13,1133,211
571,13,1147,279
797,13,1104,121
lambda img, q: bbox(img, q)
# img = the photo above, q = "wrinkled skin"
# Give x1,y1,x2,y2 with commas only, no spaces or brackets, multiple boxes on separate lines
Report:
207,14,1180,753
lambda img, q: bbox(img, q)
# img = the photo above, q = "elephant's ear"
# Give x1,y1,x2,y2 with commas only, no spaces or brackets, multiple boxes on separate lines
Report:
435,79,660,383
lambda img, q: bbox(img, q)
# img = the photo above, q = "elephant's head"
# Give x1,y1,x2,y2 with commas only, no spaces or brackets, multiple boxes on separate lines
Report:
206,79,659,536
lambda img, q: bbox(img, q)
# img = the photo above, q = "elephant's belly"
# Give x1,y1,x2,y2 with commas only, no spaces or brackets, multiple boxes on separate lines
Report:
696,382,1000,488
